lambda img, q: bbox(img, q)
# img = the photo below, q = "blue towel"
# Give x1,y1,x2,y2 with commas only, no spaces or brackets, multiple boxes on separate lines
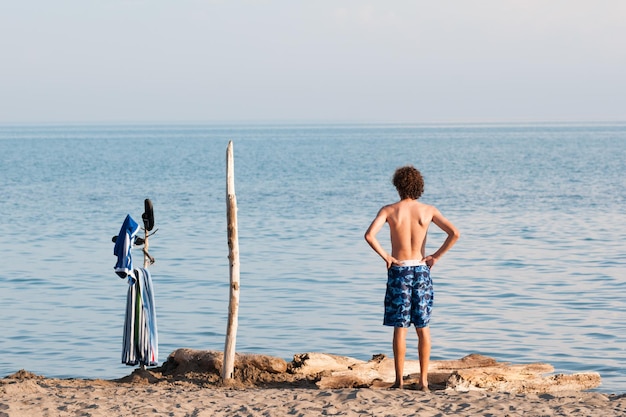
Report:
121,267,159,367
114,214,140,280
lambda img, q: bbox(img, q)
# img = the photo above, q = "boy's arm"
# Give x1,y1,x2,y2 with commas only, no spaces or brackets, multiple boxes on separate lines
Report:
423,208,460,269
364,207,397,269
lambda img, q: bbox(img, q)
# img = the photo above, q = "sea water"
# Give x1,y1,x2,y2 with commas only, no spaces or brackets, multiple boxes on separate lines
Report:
0,123,624,393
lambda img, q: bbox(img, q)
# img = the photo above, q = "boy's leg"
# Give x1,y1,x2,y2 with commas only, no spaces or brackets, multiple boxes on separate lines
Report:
392,327,408,388
415,326,431,391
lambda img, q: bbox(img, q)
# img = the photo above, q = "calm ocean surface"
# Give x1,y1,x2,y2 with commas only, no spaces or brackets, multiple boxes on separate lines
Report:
0,123,624,393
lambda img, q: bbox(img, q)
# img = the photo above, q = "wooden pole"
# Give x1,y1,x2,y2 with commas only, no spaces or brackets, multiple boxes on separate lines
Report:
222,141,240,380
140,218,150,371
143,223,150,269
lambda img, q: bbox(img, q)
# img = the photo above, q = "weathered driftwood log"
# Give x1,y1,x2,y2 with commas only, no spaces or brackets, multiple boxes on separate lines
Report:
159,350,600,393
161,348,287,376
290,352,366,375
446,364,602,394
292,353,600,393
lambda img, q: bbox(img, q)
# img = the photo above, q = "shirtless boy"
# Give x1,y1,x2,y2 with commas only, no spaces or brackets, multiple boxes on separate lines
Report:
364,165,459,390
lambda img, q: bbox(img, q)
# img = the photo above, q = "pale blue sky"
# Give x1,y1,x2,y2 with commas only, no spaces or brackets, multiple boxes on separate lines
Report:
1,1,625,123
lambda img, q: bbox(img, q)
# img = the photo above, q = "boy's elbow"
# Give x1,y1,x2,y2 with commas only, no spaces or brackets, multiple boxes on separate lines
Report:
447,226,460,241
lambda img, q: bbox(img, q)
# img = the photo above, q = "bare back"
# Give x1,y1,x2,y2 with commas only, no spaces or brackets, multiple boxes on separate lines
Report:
386,199,433,261
365,197,459,269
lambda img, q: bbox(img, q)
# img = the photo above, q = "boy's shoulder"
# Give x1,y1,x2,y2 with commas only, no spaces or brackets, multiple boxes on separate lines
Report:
382,199,435,212
399,199,434,208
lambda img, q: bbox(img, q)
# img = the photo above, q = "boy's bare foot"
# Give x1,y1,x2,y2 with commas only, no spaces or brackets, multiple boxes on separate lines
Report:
416,384,430,392
388,383,403,390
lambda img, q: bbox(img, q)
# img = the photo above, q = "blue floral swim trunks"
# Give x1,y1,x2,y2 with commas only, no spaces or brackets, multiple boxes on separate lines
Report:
384,264,433,328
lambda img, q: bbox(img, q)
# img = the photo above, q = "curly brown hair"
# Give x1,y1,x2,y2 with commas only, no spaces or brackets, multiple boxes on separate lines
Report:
392,165,424,200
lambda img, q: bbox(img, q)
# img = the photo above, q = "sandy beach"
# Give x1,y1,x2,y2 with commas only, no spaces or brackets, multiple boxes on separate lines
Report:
2,372,625,417
3,349,625,417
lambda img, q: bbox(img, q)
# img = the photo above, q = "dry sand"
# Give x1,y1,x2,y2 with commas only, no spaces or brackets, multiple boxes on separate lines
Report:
2,369,625,417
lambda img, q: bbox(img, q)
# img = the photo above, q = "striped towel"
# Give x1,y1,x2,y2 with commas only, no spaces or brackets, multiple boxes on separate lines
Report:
122,267,159,367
